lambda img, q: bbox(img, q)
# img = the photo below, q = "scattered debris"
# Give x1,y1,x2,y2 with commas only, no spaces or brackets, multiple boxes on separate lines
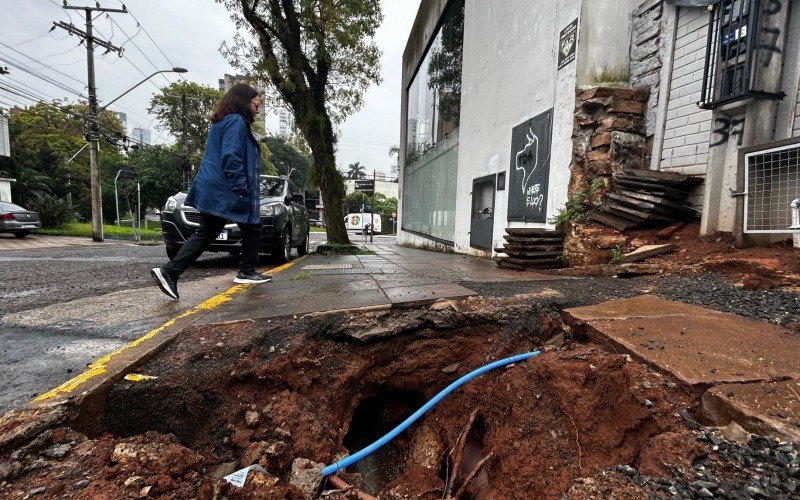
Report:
621,243,677,263
123,373,158,382
223,464,269,488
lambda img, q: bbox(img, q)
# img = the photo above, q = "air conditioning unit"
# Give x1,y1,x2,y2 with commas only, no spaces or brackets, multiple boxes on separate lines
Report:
743,141,800,234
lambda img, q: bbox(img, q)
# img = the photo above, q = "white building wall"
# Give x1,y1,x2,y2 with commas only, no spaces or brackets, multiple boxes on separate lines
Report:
659,7,711,175
454,0,582,255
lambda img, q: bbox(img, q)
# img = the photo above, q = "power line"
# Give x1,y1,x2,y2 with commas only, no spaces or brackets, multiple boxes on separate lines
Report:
0,45,87,94
107,16,173,86
0,41,86,87
120,1,183,81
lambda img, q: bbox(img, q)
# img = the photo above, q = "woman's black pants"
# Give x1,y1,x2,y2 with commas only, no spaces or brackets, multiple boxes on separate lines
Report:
164,212,261,278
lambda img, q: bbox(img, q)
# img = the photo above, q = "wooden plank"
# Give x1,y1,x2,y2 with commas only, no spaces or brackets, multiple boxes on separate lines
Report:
505,228,562,238
613,177,691,196
609,193,694,219
622,169,704,186
588,210,641,231
607,202,677,222
617,190,701,215
496,243,563,252
503,250,563,259
602,203,648,222
503,235,565,244
621,243,678,263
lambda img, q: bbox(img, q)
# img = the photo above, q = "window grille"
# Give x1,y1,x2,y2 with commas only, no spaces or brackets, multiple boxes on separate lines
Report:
743,142,800,233
699,0,785,109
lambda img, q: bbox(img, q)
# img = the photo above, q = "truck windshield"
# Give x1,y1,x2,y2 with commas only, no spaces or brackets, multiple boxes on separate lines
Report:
260,177,284,197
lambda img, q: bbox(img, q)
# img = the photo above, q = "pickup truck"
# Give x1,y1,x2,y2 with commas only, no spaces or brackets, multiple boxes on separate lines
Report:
160,175,310,263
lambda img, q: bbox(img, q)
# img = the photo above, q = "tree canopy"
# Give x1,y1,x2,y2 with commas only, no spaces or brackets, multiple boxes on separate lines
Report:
148,81,223,167
264,135,312,188
346,161,366,179
0,101,125,220
218,0,383,244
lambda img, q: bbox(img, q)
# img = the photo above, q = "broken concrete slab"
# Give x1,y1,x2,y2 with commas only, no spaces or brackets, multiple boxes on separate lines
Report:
564,295,800,388
700,379,800,442
621,243,677,263
380,283,477,305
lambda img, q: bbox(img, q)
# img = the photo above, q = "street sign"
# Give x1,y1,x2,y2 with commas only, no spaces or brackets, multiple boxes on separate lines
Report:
117,169,137,180
354,179,375,193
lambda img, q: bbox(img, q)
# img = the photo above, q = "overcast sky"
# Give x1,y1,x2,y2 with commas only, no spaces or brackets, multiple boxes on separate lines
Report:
0,0,419,177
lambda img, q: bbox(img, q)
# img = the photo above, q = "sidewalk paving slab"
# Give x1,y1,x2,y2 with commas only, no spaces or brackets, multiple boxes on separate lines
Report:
564,295,800,388
701,379,800,442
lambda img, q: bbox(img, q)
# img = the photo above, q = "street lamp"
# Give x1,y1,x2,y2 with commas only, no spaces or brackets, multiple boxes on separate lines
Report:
98,67,188,112
87,66,188,242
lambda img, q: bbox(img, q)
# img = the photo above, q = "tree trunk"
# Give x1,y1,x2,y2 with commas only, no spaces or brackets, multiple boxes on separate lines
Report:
308,125,350,245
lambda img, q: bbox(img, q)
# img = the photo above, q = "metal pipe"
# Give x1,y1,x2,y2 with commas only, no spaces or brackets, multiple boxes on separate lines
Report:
326,476,376,500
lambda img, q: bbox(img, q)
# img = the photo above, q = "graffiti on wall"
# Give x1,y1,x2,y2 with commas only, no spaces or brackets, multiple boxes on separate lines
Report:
710,117,745,147
507,109,553,222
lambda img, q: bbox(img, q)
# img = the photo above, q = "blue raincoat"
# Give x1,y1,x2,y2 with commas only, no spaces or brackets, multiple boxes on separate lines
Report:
185,113,261,224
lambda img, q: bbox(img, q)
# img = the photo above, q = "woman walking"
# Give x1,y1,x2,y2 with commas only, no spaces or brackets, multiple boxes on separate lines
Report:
151,83,270,300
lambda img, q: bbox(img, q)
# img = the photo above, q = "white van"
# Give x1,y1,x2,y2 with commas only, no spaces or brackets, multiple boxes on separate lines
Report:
344,213,382,234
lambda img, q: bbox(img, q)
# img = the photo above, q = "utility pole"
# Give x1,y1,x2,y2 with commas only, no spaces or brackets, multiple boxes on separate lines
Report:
181,92,189,190
55,2,127,242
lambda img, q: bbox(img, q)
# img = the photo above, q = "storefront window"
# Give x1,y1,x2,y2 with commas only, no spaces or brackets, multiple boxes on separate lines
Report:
405,0,464,165
403,0,464,243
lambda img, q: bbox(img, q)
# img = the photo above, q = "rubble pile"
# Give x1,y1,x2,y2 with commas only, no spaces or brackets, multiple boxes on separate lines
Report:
589,169,703,231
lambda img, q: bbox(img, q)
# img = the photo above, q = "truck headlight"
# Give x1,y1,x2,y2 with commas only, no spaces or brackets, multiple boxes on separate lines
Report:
164,197,178,213
260,202,285,217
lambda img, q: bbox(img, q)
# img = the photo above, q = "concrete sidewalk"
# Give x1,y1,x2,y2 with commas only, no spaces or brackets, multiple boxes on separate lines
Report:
197,243,560,325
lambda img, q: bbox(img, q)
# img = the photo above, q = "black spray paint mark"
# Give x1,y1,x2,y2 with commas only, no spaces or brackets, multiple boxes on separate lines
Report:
710,117,745,148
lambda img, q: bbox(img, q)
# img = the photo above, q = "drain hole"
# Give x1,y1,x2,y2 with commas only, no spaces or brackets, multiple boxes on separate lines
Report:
342,389,426,494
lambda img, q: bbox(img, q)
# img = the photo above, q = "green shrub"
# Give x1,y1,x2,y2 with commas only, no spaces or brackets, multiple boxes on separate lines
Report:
27,193,77,228
549,179,605,227
610,245,624,264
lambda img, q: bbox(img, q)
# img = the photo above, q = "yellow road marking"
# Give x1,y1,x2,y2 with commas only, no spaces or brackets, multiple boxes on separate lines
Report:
34,258,303,402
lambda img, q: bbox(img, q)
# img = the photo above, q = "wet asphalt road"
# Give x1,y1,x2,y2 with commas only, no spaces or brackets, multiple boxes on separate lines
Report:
0,232,333,415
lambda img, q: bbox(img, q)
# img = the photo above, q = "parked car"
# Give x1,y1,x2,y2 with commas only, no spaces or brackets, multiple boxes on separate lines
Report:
160,175,310,263
0,201,41,238
309,218,324,227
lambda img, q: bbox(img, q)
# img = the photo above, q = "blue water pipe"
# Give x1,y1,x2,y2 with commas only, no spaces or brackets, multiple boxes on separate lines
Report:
321,350,542,477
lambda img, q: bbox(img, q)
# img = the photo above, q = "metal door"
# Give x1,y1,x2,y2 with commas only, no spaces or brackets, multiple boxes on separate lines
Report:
470,175,496,250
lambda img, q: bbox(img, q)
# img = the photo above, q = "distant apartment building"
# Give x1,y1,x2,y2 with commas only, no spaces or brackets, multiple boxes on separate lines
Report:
113,111,127,134
132,127,151,145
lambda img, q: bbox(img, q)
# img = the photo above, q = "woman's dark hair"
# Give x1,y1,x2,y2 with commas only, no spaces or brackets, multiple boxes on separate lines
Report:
210,83,259,124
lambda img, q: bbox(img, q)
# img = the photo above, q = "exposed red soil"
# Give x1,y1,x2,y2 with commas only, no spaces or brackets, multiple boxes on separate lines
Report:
585,221,800,288
0,299,704,499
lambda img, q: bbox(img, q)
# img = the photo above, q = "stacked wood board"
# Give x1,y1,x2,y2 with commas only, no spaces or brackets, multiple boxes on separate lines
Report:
494,228,563,270
588,169,703,231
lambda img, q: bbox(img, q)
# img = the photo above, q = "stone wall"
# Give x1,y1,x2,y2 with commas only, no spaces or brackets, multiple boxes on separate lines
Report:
570,86,650,194
565,86,650,266
629,0,665,138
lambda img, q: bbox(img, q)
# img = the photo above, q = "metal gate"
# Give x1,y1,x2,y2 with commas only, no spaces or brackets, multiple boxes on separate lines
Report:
470,175,496,250
743,141,800,233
